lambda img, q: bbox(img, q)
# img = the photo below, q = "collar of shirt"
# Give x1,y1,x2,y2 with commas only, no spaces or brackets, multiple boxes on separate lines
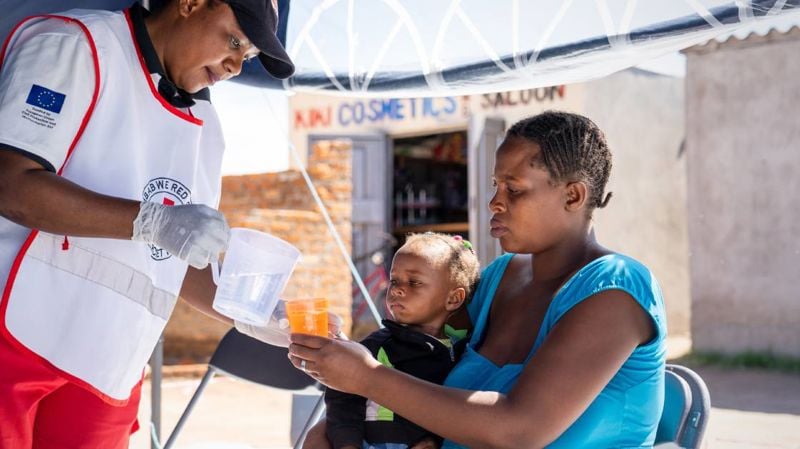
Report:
129,2,210,107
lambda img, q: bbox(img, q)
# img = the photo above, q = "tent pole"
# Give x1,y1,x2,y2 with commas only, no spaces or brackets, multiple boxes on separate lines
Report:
262,93,384,328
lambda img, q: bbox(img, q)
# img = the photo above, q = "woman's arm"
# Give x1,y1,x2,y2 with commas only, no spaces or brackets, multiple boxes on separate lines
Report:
0,150,228,269
290,288,653,449
0,150,139,238
179,267,345,345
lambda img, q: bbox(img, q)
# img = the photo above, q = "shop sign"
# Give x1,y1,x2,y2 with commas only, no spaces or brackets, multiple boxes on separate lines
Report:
479,86,566,109
292,86,568,132
294,97,460,130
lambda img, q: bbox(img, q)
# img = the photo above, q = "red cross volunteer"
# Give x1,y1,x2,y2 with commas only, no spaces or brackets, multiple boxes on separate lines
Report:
0,1,294,448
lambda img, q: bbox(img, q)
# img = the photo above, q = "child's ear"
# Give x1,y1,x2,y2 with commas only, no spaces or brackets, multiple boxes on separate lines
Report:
445,287,466,312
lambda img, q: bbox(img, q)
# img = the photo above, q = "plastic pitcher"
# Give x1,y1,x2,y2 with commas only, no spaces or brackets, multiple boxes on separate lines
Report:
212,228,301,325
284,298,330,337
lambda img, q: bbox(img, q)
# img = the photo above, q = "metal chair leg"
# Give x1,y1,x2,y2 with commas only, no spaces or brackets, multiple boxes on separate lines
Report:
163,367,218,449
292,393,326,449
150,335,164,449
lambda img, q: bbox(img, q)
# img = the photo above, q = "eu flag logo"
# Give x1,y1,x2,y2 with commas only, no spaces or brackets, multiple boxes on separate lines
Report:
26,84,66,114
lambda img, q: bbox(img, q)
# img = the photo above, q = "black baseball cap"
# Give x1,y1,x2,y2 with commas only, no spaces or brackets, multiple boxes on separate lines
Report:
223,0,295,79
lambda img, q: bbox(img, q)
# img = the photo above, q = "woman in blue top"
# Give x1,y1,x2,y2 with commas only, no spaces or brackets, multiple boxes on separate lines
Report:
291,111,667,449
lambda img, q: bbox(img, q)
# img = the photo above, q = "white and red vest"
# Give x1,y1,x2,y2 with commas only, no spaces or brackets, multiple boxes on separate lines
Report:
0,9,224,404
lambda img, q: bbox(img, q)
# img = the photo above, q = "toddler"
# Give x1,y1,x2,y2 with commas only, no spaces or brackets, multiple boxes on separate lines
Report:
325,233,480,449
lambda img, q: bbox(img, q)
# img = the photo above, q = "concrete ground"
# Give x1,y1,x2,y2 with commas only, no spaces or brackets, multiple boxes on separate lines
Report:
130,341,800,449
694,365,800,449
130,373,305,449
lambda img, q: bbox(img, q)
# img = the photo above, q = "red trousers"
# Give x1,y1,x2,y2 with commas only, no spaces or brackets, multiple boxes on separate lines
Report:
0,335,141,449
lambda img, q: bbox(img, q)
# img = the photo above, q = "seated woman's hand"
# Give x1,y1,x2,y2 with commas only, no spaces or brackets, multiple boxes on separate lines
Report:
288,334,380,394
235,301,344,347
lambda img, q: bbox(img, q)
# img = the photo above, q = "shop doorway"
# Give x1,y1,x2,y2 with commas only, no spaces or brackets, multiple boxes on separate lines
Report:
309,119,504,334
389,118,505,268
391,130,470,245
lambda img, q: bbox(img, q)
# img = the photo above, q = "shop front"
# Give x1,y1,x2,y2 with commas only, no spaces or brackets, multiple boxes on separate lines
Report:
289,85,582,269
289,69,691,337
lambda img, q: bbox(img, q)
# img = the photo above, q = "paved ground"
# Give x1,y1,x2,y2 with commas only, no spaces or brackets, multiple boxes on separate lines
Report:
131,374,304,449
693,365,800,449
130,343,800,449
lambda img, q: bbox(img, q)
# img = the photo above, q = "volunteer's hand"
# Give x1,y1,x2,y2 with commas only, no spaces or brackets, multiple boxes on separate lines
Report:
131,201,229,269
235,301,345,348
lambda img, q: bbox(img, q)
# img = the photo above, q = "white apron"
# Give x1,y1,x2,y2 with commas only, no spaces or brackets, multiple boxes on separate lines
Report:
0,9,224,404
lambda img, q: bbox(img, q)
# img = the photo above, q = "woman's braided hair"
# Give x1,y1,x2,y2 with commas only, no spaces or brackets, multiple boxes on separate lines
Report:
507,111,613,214
403,233,481,302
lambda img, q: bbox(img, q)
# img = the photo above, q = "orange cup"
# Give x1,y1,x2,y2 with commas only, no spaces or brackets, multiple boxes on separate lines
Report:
284,298,330,337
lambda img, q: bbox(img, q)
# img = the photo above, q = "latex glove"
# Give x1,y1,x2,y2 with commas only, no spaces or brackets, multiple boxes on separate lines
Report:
132,201,230,269
235,301,346,347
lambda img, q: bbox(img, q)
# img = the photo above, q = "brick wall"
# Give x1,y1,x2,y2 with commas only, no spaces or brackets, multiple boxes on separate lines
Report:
163,140,353,362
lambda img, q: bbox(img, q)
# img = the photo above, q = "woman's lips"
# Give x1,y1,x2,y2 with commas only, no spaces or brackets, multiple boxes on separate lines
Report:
490,227,508,238
490,219,508,238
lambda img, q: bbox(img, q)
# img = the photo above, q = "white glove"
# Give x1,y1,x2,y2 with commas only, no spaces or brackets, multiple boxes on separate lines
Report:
132,201,230,269
235,307,292,347
235,301,346,347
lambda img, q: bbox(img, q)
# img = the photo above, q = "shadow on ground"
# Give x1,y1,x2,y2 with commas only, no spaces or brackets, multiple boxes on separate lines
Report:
677,363,800,415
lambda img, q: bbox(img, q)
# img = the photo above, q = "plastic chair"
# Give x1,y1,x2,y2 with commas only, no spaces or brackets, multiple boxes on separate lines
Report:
655,364,711,449
162,328,320,449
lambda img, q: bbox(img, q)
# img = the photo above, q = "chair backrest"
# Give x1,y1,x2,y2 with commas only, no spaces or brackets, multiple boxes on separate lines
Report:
161,329,318,449
209,328,316,390
668,364,711,449
655,364,711,449
656,369,691,444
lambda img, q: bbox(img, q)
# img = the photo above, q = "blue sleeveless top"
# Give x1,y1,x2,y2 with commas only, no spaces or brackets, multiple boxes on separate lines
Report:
442,253,667,449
